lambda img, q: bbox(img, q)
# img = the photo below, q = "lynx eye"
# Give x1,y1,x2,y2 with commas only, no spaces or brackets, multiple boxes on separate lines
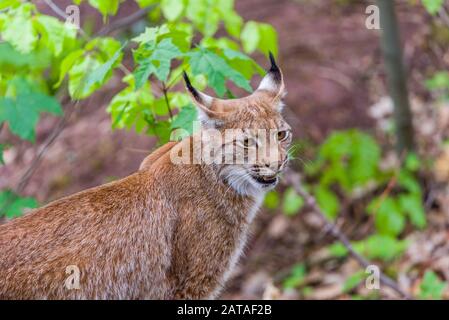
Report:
242,137,256,148
277,130,289,141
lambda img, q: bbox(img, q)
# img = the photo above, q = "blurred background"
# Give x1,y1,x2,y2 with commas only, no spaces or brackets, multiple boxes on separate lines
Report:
1,0,449,299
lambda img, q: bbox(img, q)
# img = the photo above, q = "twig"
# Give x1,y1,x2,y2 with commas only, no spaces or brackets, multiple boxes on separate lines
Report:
8,0,150,200
162,82,174,119
16,101,80,194
96,5,157,36
438,6,449,29
283,169,412,299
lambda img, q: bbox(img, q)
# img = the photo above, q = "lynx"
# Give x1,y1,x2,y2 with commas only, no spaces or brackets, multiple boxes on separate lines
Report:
0,54,291,299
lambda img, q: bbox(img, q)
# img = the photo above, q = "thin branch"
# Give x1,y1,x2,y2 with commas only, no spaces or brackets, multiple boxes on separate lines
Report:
438,6,449,29
283,169,412,299
96,5,157,36
162,82,174,119
16,101,80,194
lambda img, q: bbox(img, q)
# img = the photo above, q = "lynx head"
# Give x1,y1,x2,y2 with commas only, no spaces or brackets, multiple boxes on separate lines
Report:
183,53,291,197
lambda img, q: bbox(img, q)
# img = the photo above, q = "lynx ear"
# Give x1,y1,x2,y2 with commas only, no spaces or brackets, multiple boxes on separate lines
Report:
183,71,226,125
256,52,285,105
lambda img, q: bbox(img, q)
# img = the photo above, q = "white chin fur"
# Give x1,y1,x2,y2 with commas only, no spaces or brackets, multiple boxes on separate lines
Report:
220,166,276,197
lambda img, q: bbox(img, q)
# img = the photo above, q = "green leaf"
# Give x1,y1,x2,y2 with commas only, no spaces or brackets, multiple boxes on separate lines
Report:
328,242,348,258
361,234,408,261
223,10,242,38
107,77,154,131
68,38,121,99
399,194,426,229
1,4,38,54
425,71,449,92
88,0,120,18
0,42,50,72
329,235,408,261
258,23,278,57
134,38,182,88
264,190,280,210
148,120,172,144
135,0,158,7
68,57,103,99
34,15,77,57
161,0,185,21
170,103,197,135
372,197,405,236
283,264,307,289
422,0,444,15
0,79,62,141
0,144,4,165
223,48,251,61
185,0,221,37
282,187,304,216
241,21,260,53
419,270,447,299
0,190,38,218
186,47,252,96
85,45,124,89
0,0,21,10
317,130,380,192
343,271,365,293
398,170,422,194
315,185,340,219
132,25,170,43
54,49,84,88
405,153,421,172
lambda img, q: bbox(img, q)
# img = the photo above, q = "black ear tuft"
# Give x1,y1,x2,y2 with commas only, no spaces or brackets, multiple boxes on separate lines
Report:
268,52,282,84
182,71,201,102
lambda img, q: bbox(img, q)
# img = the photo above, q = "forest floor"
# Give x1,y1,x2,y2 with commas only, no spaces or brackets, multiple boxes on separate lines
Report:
1,0,448,299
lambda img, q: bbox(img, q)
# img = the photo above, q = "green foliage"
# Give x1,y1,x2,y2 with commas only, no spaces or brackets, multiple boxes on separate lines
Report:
0,0,278,217
68,38,122,99
84,0,120,19
425,71,449,100
186,47,252,96
422,0,445,15
241,21,278,56
170,104,198,136
0,190,38,219
307,130,425,240
0,144,4,165
343,270,365,293
419,271,447,299
329,234,409,261
283,264,307,289
306,130,381,192
134,38,182,88
315,185,340,219
85,44,125,90
282,187,304,216
264,190,280,210
0,78,62,141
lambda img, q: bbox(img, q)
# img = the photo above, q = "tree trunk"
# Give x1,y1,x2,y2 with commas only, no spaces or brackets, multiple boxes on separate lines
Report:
377,0,415,154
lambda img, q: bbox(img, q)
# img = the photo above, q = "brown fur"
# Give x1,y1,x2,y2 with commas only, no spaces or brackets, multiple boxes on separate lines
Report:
0,62,290,299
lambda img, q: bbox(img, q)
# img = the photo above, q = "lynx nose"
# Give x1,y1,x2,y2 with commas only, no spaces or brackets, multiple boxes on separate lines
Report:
254,160,283,173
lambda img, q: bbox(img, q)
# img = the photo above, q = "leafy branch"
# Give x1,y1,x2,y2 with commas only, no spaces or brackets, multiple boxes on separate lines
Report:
283,169,412,299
